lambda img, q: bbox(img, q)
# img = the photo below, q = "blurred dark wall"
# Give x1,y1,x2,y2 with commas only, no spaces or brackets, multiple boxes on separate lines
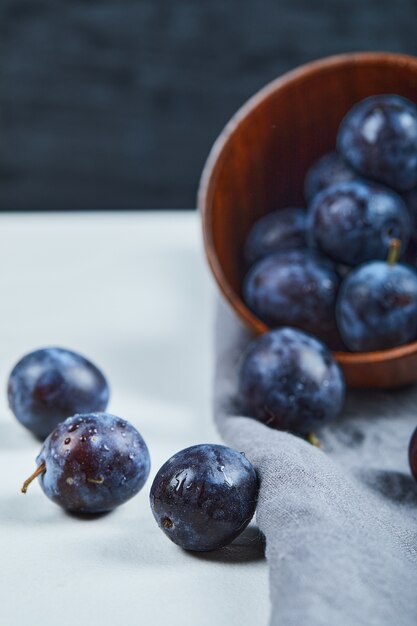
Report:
1,0,417,210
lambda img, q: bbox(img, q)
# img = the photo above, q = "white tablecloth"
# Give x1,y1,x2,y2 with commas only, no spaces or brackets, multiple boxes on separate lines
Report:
0,211,268,626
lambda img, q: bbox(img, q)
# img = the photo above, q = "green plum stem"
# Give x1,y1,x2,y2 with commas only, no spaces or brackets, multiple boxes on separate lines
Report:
21,462,46,493
387,238,401,265
306,433,322,448
87,476,104,485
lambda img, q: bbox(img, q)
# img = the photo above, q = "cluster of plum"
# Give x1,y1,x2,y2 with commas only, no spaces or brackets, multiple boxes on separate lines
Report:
10,347,258,552
243,94,417,354
237,94,417,465
9,95,417,554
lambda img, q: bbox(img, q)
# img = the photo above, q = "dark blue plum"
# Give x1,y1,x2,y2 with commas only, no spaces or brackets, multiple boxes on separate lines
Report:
243,249,344,349
308,180,410,266
304,151,358,202
406,238,417,267
238,328,345,434
244,207,307,265
403,187,417,265
337,94,417,192
409,427,417,483
150,444,258,552
22,413,150,513
336,261,417,352
8,347,109,440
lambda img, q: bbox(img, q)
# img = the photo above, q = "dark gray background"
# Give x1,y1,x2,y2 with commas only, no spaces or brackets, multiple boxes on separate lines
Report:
1,0,417,210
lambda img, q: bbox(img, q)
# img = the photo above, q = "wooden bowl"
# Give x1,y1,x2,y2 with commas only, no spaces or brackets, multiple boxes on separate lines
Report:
199,52,417,389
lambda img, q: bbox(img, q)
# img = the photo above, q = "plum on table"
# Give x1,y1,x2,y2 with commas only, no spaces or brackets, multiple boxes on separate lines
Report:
408,427,417,483
8,347,109,439
21,412,150,514
150,444,258,552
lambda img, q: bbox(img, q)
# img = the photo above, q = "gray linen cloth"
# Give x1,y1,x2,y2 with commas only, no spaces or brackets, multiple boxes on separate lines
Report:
214,297,417,626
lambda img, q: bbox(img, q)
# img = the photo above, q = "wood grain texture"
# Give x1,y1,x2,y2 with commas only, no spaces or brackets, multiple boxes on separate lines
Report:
1,1,417,209
199,52,417,389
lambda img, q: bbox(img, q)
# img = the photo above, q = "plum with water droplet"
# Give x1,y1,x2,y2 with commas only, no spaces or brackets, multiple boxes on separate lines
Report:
21,412,150,513
150,444,258,551
8,347,109,439
238,327,345,435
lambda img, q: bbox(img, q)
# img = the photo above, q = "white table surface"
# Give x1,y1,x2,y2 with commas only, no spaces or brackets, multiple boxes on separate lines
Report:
0,211,269,626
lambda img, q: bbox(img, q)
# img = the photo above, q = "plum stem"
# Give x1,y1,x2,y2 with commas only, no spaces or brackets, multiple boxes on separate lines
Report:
306,433,322,448
21,462,46,493
162,517,173,529
387,238,401,265
87,476,104,485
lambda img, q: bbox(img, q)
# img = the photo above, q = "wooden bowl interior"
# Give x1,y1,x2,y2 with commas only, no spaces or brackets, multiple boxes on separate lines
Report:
200,53,417,388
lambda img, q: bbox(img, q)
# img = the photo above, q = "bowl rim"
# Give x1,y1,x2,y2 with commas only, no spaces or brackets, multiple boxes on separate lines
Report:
198,50,417,365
